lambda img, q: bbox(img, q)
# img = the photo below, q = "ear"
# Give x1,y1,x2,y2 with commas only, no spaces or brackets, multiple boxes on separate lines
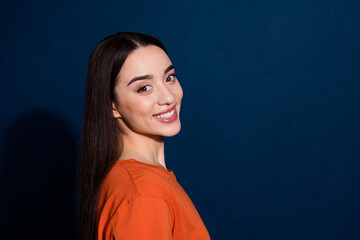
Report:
112,102,122,119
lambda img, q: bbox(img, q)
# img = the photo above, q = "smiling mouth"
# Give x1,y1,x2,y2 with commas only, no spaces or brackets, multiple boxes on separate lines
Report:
152,105,178,123
153,108,175,119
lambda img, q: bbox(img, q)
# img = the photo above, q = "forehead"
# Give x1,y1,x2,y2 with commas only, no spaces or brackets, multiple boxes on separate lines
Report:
118,45,171,81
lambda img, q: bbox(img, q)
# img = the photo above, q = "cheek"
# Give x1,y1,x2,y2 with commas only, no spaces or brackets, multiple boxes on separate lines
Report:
174,84,183,102
124,97,155,118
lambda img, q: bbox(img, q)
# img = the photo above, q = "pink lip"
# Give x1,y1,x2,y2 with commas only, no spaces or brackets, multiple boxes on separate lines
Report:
153,105,178,123
153,105,176,116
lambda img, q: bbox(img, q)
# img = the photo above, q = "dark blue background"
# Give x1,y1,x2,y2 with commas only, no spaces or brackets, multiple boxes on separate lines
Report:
1,0,359,239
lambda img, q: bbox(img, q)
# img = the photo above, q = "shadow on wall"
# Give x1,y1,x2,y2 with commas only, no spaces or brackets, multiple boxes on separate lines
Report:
0,109,77,239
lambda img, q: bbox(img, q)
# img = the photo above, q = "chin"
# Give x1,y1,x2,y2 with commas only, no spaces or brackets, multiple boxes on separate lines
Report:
160,123,181,137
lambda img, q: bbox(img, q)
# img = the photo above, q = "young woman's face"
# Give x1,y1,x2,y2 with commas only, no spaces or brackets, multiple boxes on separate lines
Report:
113,45,183,137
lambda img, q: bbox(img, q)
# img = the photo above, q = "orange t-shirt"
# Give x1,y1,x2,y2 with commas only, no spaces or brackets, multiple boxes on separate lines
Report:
96,159,210,240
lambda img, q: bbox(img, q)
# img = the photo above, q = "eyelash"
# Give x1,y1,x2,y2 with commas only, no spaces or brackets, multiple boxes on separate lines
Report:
137,85,152,93
136,74,177,93
166,74,177,82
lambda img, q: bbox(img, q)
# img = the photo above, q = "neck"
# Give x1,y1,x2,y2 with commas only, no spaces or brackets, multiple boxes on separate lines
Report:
120,131,167,169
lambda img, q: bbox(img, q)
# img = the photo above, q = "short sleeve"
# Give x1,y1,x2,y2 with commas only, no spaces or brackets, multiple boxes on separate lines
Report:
105,196,173,240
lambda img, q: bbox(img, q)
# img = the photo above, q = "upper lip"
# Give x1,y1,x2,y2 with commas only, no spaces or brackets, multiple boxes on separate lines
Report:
153,105,176,116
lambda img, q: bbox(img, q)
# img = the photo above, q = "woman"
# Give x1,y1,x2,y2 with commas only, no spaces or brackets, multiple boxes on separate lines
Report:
78,32,210,240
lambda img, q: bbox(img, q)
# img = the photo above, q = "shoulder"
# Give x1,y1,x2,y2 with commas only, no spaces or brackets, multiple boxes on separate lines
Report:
97,160,175,239
100,160,174,200
100,161,136,198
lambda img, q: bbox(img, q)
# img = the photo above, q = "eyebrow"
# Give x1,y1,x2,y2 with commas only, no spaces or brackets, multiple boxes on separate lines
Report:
164,64,175,74
127,64,175,86
127,74,152,86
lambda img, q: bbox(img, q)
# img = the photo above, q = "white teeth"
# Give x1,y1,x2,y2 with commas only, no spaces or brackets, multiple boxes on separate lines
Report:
154,109,175,119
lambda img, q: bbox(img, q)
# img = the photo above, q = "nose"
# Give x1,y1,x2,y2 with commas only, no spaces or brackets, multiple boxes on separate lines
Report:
157,83,175,106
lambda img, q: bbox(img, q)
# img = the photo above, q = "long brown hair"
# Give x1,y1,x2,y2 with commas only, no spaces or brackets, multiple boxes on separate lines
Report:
77,32,167,240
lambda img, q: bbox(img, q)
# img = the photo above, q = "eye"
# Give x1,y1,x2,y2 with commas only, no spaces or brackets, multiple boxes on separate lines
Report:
166,74,177,83
137,85,152,93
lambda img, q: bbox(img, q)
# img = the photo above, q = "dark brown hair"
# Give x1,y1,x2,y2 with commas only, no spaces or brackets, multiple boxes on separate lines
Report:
77,32,167,240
